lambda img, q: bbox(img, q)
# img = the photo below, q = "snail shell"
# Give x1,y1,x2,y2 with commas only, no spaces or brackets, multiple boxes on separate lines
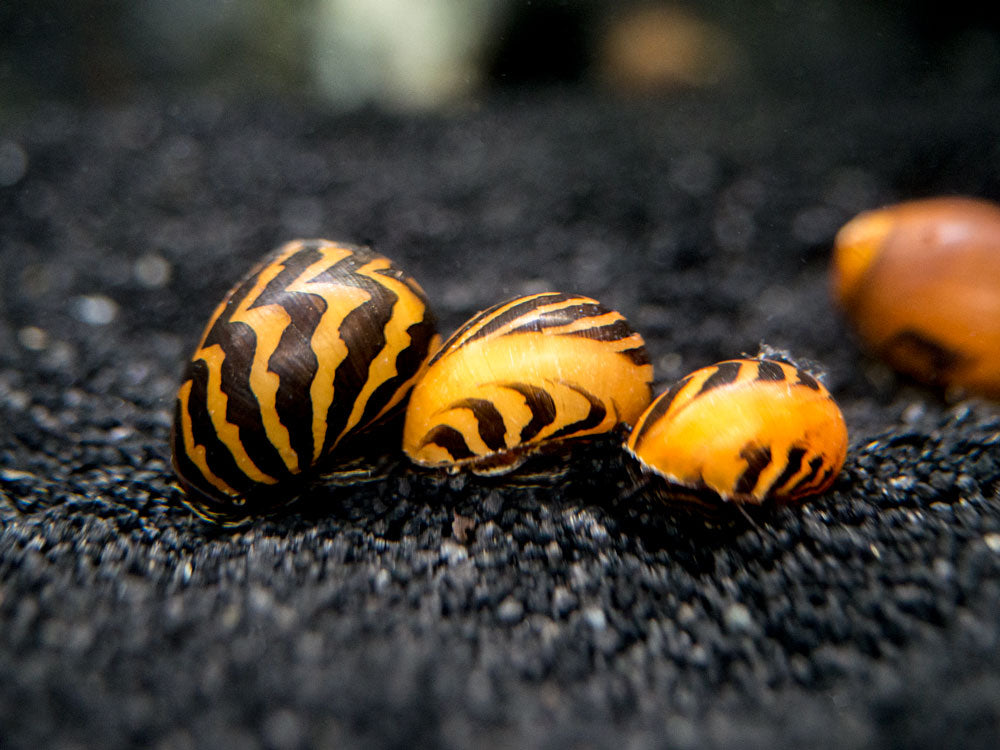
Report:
832,196,1000,396
172,239,439,522
626,358,848,505
403,292,654,474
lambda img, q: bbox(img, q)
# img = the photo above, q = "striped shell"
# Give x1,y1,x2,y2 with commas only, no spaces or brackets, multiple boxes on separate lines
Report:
403,292,654,474
172,239,439,522
832,196,1000,397
626,358,847,505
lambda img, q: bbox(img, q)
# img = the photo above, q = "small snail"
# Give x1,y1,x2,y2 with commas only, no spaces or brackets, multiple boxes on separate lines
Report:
626,358,848,506
403,292,654,474
172,239,439,523
832,196,1000,397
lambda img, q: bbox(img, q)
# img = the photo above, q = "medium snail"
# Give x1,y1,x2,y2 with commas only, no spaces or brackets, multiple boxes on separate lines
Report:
403,292,654,474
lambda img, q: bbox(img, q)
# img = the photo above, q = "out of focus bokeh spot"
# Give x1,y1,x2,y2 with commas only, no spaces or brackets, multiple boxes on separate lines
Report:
597,4,737,92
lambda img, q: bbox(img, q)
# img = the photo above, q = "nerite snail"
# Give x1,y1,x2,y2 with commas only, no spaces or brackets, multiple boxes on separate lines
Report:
625,357,848,507
831,196,1000,397
403,292,654,475
171,239,439,523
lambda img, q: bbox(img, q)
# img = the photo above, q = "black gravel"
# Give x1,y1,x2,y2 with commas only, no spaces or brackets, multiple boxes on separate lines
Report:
2,86,1000,749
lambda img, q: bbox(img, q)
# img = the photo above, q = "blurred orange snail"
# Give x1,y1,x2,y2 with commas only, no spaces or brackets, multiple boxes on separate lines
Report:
831,196,1000,397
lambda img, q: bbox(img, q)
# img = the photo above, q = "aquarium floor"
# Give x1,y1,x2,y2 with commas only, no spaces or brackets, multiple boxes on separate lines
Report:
2,87,1000,749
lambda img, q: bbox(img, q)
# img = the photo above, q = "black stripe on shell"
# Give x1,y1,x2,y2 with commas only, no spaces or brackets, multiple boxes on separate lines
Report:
206,324,293,484
734,443,772,496
453,293,576,349
796,457,832,494
806,466,835,495
795,370,821,391
181,358,286,498
555,318,652,367
355,314,438,430
503,301,607,337
448,398,508,452
196,242,314,338
547,384,607,440
696,360,743,396
420,424,476,461
252,243,328,304
617,345,652,367
172,396,224,501
769,446,806,496
756,360,787,382
883,329,967,383
320,258,402,456
196,243,329,477
426,296,527,366
794,455,825,492
497,382,558,443
556,318,634,343
631,374,693,446
267,294,323,472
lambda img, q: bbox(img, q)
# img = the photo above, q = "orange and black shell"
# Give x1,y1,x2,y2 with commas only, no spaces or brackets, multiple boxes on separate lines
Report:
626,358,848,505
402,292,654,474
832,196,1000,397
171,239,439,523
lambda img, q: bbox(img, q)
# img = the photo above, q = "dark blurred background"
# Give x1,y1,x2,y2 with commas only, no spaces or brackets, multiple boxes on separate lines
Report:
2,0,999,114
